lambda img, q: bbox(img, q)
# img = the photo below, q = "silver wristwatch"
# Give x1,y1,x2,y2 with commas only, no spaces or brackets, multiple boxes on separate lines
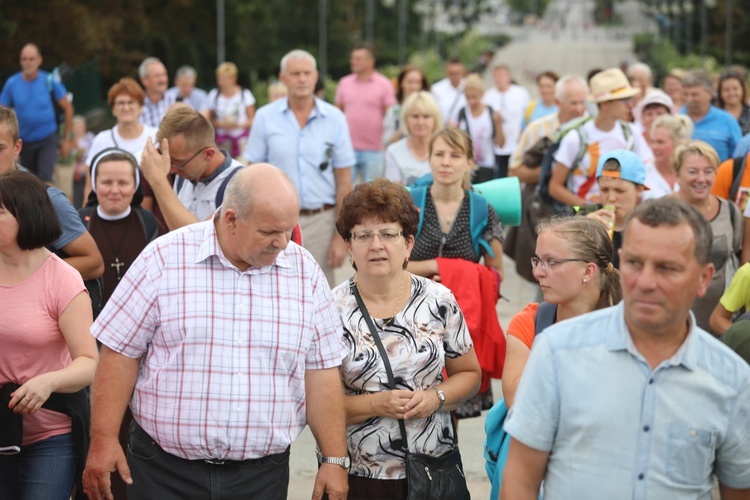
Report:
433,388,446,411
316,451,351,469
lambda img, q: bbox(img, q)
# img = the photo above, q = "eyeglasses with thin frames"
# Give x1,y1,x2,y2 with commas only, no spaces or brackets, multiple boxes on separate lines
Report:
157,145,210,170
349,230,403,244
530,257,587,270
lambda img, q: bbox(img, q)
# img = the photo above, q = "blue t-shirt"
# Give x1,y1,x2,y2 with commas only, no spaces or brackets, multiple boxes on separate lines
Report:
683,105,742,162
0,70,66,142
47,186,85,250
522,100,558,129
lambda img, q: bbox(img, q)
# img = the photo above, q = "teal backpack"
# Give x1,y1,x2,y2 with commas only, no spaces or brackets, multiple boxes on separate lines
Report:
409,174,494,258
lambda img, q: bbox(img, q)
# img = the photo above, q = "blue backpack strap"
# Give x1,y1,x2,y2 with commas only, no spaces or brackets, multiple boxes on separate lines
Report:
215,166,244,206
484,398,510,500
535,301,558,335
468,190,493,257
410,186,428,240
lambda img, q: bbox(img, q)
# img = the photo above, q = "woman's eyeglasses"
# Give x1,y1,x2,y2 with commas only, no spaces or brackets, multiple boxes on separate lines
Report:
350,230,403,244
530,257,587,270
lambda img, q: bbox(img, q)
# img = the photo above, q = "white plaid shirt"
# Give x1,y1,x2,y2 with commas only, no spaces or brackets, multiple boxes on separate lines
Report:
93,219,346,460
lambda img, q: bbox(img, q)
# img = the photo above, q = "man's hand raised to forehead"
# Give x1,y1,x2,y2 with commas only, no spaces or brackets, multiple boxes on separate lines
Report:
141,138,172,186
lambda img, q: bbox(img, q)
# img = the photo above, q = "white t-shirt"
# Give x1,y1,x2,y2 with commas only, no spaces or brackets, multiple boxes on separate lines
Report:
431,78,466,126
641,163,680,201
482,84,531,156
458,107,495,168
384,137,430,186
554,120,653,201
206,88,256,138
85,125,158,166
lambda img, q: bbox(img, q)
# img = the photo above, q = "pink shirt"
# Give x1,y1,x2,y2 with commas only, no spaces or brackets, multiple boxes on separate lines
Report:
335,72,396,151
94,219,346,461
0,254,85,445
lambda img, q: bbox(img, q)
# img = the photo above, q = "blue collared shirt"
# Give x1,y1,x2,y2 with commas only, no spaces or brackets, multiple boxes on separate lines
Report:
682,105,742,161
505,302,750,499
244,97,355,210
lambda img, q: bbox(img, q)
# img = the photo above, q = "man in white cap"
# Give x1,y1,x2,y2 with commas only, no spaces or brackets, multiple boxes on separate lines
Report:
548,68,653,209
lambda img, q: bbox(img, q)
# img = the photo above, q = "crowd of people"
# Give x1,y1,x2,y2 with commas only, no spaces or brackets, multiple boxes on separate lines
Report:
1,38,750,500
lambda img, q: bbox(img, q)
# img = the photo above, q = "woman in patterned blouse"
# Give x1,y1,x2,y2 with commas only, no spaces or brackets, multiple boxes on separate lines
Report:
332,178,481,499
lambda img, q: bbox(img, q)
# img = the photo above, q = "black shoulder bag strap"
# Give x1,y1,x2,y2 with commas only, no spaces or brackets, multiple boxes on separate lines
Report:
349,277,411,452
729,155,747,204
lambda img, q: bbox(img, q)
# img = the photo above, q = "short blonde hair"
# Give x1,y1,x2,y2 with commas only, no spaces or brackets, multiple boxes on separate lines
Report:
216,62,239,78
673,140,720,172
463,73,485,94
156,106,216,150
651,114,693,146
400,91,442,135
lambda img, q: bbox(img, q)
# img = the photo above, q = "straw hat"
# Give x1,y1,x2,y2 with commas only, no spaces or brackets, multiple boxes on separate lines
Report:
589,68,640,103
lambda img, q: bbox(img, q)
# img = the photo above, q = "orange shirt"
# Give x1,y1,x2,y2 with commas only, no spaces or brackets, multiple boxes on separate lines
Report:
712,153,750,211
507,302,540,349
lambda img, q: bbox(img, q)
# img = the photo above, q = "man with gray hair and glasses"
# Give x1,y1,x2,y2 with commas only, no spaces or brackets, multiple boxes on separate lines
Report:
245,49,355,286
681,69,741,161
502,197,750,499
164,65,208,111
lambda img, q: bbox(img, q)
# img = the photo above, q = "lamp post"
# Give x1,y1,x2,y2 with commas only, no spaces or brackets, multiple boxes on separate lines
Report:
319,0,328,78
216,0,225,65
684,0,693,54
725,0,733,64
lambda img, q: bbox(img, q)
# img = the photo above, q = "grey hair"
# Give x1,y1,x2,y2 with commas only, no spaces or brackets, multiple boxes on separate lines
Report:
138,57,163,79
555,75,589,102
280,50,317,73
175,65,197,80
682,69,713,92
627,62,653,80
221,169,253,220
624,197,713,266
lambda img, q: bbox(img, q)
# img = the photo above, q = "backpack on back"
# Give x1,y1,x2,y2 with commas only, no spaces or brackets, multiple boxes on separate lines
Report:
535,117,634,216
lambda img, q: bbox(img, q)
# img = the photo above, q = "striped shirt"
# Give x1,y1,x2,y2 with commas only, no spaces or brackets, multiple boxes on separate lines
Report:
93,218,346,460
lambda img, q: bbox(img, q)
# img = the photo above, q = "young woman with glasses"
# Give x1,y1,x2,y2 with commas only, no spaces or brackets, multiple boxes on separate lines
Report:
502,217,622,408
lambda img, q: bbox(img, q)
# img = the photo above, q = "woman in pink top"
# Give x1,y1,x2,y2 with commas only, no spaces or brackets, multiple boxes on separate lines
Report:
0,171,98,500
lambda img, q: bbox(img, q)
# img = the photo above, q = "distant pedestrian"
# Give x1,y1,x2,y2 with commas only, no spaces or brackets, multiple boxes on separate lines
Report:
0,44,74,183
137,57,169,128
336,44,395,183
245,49,355,286
164,65,208,112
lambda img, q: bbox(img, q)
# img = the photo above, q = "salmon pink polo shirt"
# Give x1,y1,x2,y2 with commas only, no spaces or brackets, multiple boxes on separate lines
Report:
335,71,396,151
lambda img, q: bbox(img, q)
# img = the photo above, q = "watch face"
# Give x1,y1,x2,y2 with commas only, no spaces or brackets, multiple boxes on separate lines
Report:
344,456,351,468
436,389,446,401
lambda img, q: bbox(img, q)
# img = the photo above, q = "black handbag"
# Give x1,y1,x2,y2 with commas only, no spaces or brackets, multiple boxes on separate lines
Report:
350,278,471,500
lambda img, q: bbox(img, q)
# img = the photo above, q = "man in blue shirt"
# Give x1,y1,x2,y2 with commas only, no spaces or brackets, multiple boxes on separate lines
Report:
502,197,750,499
0,44,75,183
245,49,355,286
682,69,742,161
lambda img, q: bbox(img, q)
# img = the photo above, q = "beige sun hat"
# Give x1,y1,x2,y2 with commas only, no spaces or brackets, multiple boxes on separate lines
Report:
589,68,641,103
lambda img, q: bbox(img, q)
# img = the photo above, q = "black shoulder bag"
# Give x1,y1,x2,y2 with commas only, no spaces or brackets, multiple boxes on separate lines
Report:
349,278,471,500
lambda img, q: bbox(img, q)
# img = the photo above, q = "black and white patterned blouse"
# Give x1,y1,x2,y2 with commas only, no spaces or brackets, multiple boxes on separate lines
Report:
411,189,504,263
333,275,473,479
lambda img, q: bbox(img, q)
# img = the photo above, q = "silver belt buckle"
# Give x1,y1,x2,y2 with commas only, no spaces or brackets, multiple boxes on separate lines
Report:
204,458,226,465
